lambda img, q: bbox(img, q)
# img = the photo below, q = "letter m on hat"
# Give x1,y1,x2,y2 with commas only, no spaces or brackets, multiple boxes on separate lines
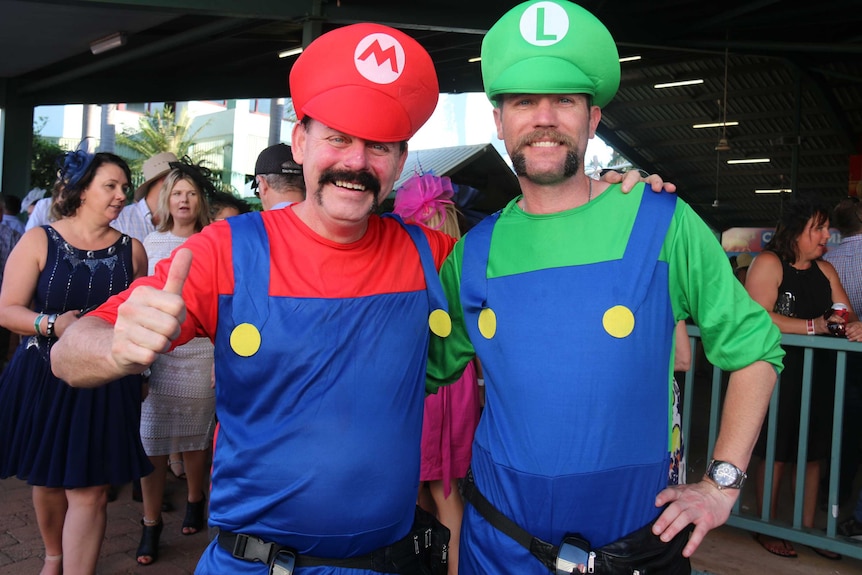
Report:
359,41,399,72
354,33,406,84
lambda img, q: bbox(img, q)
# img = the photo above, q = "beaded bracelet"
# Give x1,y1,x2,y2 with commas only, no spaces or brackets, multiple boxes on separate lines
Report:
46,313,58,338
34,313,46,336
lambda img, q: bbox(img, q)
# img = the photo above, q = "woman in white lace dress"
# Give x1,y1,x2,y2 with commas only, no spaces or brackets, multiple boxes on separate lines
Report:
136,164,215,566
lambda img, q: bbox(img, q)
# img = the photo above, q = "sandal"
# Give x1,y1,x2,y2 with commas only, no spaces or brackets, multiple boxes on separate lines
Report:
754,533,797,558
808,545,842,560
136,517,163,566
182,492,206,535
168,459,186,480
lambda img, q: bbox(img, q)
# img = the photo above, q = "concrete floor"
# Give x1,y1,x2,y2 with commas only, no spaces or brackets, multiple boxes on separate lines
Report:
693,522,862,575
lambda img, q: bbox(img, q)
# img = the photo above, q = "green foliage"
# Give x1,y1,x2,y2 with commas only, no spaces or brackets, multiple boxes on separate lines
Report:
116,106,206,174
31,118,65,190
116,106,241,198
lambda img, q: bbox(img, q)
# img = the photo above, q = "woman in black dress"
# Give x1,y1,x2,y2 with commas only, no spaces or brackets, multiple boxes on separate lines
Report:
746,198,860,560
0,151,151,574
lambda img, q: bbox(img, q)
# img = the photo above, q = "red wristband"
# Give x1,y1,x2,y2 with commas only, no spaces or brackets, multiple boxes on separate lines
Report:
806,319,815,335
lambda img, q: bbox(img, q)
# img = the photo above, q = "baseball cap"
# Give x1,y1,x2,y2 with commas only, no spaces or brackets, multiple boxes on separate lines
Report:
134,152,178,201
251,144,302,189
289,23,439,143
481,0,620,108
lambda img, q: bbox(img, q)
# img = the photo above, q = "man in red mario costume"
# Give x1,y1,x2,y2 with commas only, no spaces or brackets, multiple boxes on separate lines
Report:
54,23,455,575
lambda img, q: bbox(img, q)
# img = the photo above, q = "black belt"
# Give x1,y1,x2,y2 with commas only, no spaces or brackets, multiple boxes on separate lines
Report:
461,468,560,571
218,505,448,575
218,531,376,570
462,469,691,574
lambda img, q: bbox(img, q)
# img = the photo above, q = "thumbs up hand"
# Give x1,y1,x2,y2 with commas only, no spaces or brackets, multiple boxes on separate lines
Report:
111,248,193,372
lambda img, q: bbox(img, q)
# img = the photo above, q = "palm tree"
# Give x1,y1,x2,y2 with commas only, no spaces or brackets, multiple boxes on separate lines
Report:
116,106,238,197
116,106,206,173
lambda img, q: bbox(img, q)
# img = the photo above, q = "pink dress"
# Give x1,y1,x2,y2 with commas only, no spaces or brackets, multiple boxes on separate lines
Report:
420,361,481,496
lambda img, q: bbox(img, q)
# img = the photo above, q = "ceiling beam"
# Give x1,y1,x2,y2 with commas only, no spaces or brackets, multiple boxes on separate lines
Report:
48,0,317,19
59,0,497,32
606,107,851,131
683,0,784,34
786,60,858,154
19,18,259,96
684,38,862,55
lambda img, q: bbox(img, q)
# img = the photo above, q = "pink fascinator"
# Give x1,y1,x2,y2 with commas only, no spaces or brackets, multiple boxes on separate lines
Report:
393,171,454,229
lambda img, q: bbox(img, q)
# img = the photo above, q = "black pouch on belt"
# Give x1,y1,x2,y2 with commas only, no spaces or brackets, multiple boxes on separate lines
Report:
593,522,693,575
371,506,450,575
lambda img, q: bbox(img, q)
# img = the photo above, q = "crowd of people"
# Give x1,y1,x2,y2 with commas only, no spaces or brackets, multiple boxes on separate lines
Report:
0,1,860,574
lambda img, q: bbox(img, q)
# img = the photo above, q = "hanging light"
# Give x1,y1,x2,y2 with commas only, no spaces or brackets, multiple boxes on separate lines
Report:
278,46,304,59
90,32,126,55
653,79,704,89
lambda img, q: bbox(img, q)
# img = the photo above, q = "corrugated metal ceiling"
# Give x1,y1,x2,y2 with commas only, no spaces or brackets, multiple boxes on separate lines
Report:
1,0,859,231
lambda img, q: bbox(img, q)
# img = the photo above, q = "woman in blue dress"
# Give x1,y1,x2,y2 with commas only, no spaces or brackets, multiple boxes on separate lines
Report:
0,151,151,575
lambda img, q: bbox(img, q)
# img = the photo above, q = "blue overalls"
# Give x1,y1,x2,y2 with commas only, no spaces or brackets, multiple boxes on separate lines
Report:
458,190,678,574
195,212,448,574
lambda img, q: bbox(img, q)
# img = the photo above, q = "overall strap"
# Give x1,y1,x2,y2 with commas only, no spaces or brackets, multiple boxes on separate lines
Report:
613,188,677,311
458,211,500,316
227,213,272,330
382,213,448,314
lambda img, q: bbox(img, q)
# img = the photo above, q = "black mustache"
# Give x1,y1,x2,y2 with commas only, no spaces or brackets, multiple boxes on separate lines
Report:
318,169,381,194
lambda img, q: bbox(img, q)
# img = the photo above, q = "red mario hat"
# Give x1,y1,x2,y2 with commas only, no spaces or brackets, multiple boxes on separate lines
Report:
290,23,439,143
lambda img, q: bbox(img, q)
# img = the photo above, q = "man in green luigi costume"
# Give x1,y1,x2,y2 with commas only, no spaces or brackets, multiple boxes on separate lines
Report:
426,1,784,573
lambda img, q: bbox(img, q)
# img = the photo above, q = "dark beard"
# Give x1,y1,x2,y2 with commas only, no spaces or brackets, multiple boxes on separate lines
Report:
510,128,581,185
315,168,381,214
511,149,580,185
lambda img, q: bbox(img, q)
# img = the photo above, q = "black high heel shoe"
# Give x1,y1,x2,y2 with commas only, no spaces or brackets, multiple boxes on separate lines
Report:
182,492,206,535
136,517,163,566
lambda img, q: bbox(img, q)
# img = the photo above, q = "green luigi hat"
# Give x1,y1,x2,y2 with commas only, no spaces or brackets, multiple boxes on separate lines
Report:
482,0,620,108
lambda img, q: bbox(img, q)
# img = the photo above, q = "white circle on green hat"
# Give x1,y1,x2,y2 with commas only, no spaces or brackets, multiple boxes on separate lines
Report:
519,1,569,46
354,33,405,85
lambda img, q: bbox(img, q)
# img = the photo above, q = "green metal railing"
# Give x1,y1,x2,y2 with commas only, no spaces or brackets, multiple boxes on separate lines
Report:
683,326,862,559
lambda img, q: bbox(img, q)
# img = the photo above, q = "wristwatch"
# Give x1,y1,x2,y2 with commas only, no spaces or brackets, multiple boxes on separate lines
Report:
706,459,747,489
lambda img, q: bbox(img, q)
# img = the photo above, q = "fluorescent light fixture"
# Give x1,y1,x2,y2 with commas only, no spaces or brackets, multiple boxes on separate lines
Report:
90,32,126,55
692,121,739,129
619,55,641,63
653,79,704,89
755,188,792,194
727,158,770,165
468,56,481,63
278,47,304,59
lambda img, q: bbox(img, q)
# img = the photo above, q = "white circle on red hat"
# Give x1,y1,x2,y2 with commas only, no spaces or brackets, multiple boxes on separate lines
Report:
353,33,406,85
519,1,569,46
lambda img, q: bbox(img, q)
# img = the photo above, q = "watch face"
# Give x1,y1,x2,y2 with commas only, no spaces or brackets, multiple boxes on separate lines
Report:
713,462,738,486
